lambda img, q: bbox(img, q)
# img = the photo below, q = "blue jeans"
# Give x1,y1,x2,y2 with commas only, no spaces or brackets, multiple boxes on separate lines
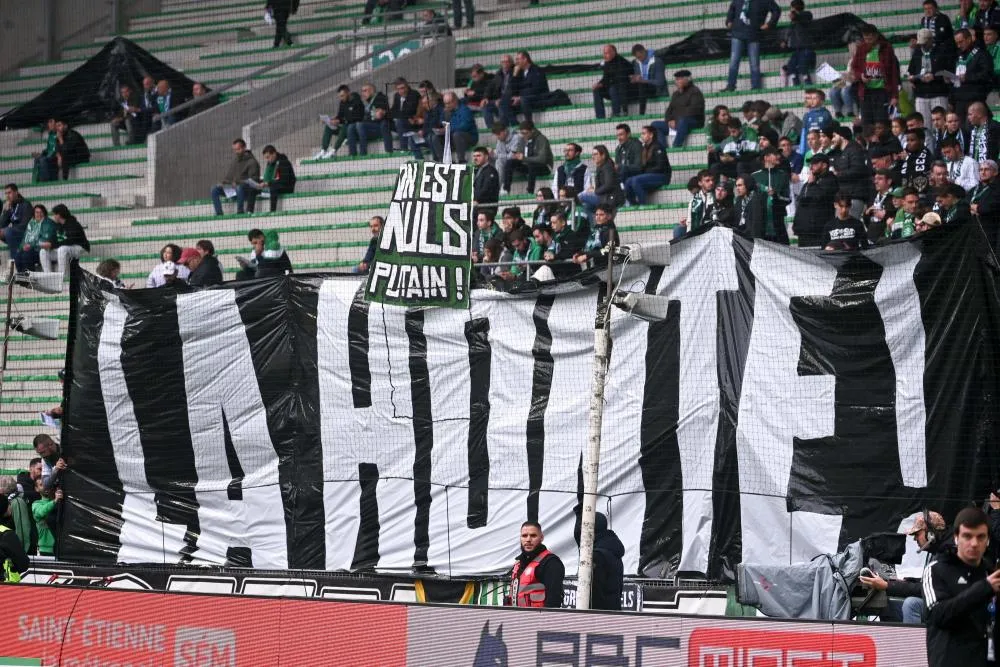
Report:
578,191,602,222
211,184,252,215
500,93,541,126
783,48,816,84
593,85,625,119
16,247,38,272
4,227,24,270
883,596,924,624
651,117,699,148
384,118,414,153
727,38,762,89
624,173,667,205
830,85,857,116
35,156,56,182
347,121,384,155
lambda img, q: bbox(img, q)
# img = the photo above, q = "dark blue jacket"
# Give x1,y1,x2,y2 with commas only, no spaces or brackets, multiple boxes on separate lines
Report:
726,0,781,41
514,65,549,99
447,101,479,143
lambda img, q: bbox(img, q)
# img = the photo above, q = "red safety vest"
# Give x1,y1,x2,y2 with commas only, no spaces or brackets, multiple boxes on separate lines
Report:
510,549,552,608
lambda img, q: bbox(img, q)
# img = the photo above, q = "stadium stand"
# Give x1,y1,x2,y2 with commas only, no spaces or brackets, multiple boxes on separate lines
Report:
0,0,989,481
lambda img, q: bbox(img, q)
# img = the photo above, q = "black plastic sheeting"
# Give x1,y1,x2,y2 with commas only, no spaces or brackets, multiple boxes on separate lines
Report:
56,226,1000,580
0,37,199,130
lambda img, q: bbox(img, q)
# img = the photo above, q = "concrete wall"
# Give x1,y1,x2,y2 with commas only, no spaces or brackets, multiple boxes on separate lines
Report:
0,0,163,77
244,38,456,160
149,37,455,207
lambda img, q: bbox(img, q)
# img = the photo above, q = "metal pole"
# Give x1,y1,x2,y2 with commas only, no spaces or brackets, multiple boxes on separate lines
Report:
0,260,16,471
576,245,615,610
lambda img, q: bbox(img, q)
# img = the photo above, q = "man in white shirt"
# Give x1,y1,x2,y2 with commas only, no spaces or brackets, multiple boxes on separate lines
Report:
939,137,979,191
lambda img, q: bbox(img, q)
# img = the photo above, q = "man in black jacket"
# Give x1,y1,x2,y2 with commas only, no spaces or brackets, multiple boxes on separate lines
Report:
936,182,973,223
793,153,839,247
951,29,994,121
924,507,1000,667
0,495,29,583
312,85,364,160
384,78,421,154
188,240,224,287
968,159,1000,250
42,204,89,277
472,147,499,216
909,29,955,128
54,120,90,181
248,145,296,213
967,102,1000,163
592,44,634,119
826,125,872,217
347,83,389,156
110,83,145,146
0,183,32,270
266,0,298,48
500,50,549,126
588,512,625,611
899,128,935,194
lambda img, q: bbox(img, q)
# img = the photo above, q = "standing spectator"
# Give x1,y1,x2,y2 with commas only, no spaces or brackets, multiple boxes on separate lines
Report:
433,92,478,163
624,126,670,206
972,0,1000,42
579,512,625,611
822,193,870,250
384,78,421,154
506,522,564,607
970,159,1000,249
491,122,524,196
532,188,559,227
0,494,29,583
967,102,1000,162
472,211,501,264
629,44,667,114
110,83,145,146
850,25,899,126
763,106,802,146
53,120,89,181
210,139,260,216
472,147,499,214
146,244,189,288
929,106,948,156
793,153,839,246
346,83,389,157
573,203,620,269
751,148,791,240
614,124,643,182
951,29,994,122
652,69,705,148
940,137,979,190
578,145,624,219
922,0,956,51
712,118,760,181
266,0,298,48
799,89,834,155
452,0,474,28
502,121,552,194
781,0,815,86
592,45,634,119
19,205,54,273
709,180,737,228
827,125,872,217
944,110,972,155
956,0,979,30
924,508,1000,667
357,216,383,274
312,85,364,160
482,55,515,128
679,169,715,237
724,0,781,92
501,50,549,126
32,435,63,492
32,118,58,182
985,27,1000,76
32,481,61,557
246,145,296,213
188,240,224,287
909,29,956,129
733,175,767,238
936,182,973,224
150,79,186,132
0,184,32,269
865,168,898,241
551,142,587,194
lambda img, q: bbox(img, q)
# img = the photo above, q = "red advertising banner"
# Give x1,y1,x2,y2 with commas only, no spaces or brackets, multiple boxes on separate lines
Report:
0,585,408,666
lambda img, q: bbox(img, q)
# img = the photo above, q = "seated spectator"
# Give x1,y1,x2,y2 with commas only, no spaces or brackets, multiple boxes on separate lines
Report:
16,458,42,504
823,194,870,250
593,44,634,119
498,227,542,283
151,79,186,132
419,8,451,37
552,142,587,194
781,0,815,85
110,83,146,146
188,239,224,286
246,145,296,213
629,44,667,115
780,136,804,176
533,188,559,227
940,137,979,190
357,216,383,273
178,246,201,274
237,229,293,280
32,118,58,183
969,159,1000,250
139,75,157,129
210,139,261,216
53,120,89,180
312,85,363,160
361,0,404,25
473,210,502,264
915,210,943,233
936,182,972,224
614,124,643,182
480,238,505,278
0,184,32,270
951,29,993,122
147,244,190,287
31,479,61,556
482,55,515,128
678,169,715,238
500,50,549,126
491,122,524,196
557,185,591,239
650,69,705,148
967,102,1000,163
472,147,500,215
432,91,478,163
96,258,126,288
799,88,833,155
712,118,760,180
347,83,389,156
19,205,55,273
573,203,620,269
465,64,494,111
503,121,553,194
708,180,737,227
37,204,87,277
498,206,527,237
0,493,30,579
412,92,444,160
579,145,624,220
188,82,218,117
762,107,802,146
385,78,421,154
624,126,671,206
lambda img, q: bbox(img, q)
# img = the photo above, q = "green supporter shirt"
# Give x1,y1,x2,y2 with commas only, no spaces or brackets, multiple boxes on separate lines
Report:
23,217,55,251
511,239,544,276
864,49,886,90
33,497,56,555
989,43,1000,76
262,161,277,184
44,131,57,157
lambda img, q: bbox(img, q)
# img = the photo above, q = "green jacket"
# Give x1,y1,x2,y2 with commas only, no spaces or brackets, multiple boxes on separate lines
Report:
32,497,56,555
23,217,55,251
752,168,791,204
511,239,544,276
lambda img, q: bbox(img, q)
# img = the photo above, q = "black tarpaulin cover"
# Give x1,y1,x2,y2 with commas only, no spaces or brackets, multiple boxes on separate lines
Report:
57,225,1000,580
0,37,198,130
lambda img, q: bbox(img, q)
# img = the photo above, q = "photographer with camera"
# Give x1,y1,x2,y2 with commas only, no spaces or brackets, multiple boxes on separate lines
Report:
859,510,949,624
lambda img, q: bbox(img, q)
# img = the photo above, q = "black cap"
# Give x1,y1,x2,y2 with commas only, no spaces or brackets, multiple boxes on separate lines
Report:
832,125,854,141
674,69,692,78
936,183,966,198
870,146,895,159
809,152,830,163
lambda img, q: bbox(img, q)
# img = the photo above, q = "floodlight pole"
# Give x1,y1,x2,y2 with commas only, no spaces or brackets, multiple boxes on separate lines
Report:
576,244,615,610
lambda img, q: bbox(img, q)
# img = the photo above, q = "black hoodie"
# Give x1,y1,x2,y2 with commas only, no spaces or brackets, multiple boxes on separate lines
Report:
591,513,625,611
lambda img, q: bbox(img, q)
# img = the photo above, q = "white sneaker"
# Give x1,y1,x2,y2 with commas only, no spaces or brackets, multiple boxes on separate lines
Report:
499,188,509,196
311,148,326,160
321,147,337,159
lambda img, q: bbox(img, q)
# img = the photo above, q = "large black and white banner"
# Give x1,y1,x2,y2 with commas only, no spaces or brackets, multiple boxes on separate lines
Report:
60,225,1000,580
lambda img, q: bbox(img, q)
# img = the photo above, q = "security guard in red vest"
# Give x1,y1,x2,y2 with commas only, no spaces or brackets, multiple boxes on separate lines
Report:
507,521,565,608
